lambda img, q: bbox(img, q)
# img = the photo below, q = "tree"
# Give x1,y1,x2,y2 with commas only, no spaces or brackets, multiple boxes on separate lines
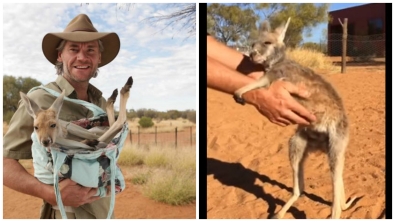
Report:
167,110,181,120
207,3,258,45
144,109,157,119
209,3,330,48
136,108,147,118
3,75,42,123
143,3,195,40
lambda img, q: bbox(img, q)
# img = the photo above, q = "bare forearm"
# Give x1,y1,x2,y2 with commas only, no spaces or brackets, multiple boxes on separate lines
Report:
207,35,264,75
207,56,261,107
3,158,55,204
207,56,253,93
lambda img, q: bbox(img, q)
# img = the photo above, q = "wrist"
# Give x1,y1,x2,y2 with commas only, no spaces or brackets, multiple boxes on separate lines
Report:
41,183,56,206
242,88,267,107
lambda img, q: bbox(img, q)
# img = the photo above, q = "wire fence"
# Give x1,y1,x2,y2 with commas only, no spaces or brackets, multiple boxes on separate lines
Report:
327,33,385,61
127,126,196,148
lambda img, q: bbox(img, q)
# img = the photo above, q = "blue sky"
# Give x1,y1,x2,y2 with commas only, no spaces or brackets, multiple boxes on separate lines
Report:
3,3,196,112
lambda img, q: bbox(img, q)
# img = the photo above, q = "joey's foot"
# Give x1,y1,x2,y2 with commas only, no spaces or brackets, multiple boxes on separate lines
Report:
81,139,99,147
233,94,246,105
107,89,118,104
121,76,133,94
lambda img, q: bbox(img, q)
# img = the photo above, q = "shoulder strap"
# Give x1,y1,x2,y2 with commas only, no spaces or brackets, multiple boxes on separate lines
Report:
28,85,106,117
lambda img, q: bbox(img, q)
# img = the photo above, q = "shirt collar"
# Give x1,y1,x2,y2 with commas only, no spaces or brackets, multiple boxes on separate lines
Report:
55,75,103,103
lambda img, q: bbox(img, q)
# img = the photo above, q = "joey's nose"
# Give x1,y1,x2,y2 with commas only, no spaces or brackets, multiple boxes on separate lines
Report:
42,140,51,147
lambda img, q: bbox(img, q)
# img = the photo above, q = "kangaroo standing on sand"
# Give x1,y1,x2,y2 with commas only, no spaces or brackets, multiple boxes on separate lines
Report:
233,18,356,219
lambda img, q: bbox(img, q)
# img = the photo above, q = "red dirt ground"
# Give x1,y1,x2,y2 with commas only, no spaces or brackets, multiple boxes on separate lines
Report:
3,141,196,219
207,63,385,219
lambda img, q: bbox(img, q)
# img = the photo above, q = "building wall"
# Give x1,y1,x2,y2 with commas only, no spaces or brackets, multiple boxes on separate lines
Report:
327,3,385,57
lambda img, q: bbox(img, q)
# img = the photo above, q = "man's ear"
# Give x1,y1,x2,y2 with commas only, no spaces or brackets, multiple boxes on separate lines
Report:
57,51,63,62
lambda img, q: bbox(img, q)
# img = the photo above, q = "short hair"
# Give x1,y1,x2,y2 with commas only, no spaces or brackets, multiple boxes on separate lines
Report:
54,39,104,77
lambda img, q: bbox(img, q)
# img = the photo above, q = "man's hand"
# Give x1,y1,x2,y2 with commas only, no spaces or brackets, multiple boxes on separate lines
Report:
245,80,316,127
48,179,100,207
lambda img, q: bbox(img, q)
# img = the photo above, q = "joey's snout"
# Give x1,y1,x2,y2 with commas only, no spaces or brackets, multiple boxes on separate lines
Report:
40,137,53,148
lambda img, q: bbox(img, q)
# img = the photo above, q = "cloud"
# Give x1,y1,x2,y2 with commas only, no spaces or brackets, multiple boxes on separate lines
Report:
3,3,196,112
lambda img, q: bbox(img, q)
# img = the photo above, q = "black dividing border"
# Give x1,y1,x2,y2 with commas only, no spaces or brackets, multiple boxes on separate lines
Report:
198,2,208,219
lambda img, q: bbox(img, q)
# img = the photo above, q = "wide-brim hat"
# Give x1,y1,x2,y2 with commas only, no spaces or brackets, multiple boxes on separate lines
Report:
42,14,120,67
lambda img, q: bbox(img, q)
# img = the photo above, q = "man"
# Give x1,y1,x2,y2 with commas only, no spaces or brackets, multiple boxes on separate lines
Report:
3,14,120,219
207,34,316,126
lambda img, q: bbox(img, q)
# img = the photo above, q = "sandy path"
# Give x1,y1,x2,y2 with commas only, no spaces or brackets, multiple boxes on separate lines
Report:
207,64,385,219
3,161,196,219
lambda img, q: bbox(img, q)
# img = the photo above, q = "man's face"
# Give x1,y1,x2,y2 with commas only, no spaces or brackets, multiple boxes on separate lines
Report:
57,40,102,83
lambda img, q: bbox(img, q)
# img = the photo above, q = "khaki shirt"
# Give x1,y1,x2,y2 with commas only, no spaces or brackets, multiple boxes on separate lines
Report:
3,75,113,219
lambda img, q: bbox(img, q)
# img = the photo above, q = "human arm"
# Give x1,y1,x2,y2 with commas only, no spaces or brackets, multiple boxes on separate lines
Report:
3,158,100,207
207,35,264,79
207,56,316,126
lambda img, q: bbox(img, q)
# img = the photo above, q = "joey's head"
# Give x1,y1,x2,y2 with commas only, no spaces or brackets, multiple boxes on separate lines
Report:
250,17,291,70
19,90,65,148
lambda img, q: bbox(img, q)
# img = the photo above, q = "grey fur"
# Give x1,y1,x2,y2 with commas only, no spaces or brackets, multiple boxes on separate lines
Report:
234,18,357,219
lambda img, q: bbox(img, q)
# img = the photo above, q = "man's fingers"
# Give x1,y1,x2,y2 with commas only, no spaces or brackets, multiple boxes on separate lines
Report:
86,187,99,197
283,110,311,126
271,117,292,127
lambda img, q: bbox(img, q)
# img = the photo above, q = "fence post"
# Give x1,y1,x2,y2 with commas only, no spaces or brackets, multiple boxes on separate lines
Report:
175,127,177,148
138,126,140,146
339,18,348,73
155,126,157,146
190,126,192,146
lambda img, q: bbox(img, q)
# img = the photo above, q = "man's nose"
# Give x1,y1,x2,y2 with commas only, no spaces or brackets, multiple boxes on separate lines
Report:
76,51,88,60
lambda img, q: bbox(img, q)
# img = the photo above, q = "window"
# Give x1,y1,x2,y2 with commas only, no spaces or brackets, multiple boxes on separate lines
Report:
368,18,383,35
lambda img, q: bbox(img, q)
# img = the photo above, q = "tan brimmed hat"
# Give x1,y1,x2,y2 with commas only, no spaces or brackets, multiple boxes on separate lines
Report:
42,14,120,67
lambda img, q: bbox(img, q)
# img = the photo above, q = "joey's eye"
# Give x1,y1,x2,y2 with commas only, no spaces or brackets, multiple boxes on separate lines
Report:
264,41,272,45
50,124,56,128
34,126,38,130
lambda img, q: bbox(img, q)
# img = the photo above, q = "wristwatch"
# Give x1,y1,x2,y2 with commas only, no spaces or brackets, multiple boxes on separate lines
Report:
233,94,246,105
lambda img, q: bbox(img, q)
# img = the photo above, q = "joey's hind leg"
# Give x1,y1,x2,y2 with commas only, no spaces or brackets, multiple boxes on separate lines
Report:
106,89,118,127
328,132,357,219
272,130,307,219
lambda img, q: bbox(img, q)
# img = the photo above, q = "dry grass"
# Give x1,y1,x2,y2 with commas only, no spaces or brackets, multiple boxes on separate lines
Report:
127,118,195,134
118,143,196,205
287,48,339,72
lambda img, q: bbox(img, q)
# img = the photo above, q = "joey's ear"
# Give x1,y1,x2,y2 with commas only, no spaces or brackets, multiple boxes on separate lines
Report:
259,20,271,34
275,17,291,43
19,92,41,118
49,90,65,120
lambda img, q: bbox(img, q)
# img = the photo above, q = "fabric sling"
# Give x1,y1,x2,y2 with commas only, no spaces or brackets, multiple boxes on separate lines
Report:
28,86,127,219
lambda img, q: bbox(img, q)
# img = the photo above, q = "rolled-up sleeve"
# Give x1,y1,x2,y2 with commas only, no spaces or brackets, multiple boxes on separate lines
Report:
3,101,35,159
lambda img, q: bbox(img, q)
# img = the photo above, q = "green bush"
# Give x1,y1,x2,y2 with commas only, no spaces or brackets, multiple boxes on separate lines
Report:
138,116,154,128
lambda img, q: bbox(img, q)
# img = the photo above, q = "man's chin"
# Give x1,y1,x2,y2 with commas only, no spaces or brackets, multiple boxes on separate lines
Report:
65,72,94,83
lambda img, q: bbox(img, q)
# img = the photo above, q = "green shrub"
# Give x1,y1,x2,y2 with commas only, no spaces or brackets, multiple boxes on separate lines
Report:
138,116,154,128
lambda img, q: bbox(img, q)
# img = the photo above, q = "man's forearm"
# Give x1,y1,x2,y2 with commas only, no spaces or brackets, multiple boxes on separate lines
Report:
3,158,54,204
207,35,264,75
207,56,255,94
